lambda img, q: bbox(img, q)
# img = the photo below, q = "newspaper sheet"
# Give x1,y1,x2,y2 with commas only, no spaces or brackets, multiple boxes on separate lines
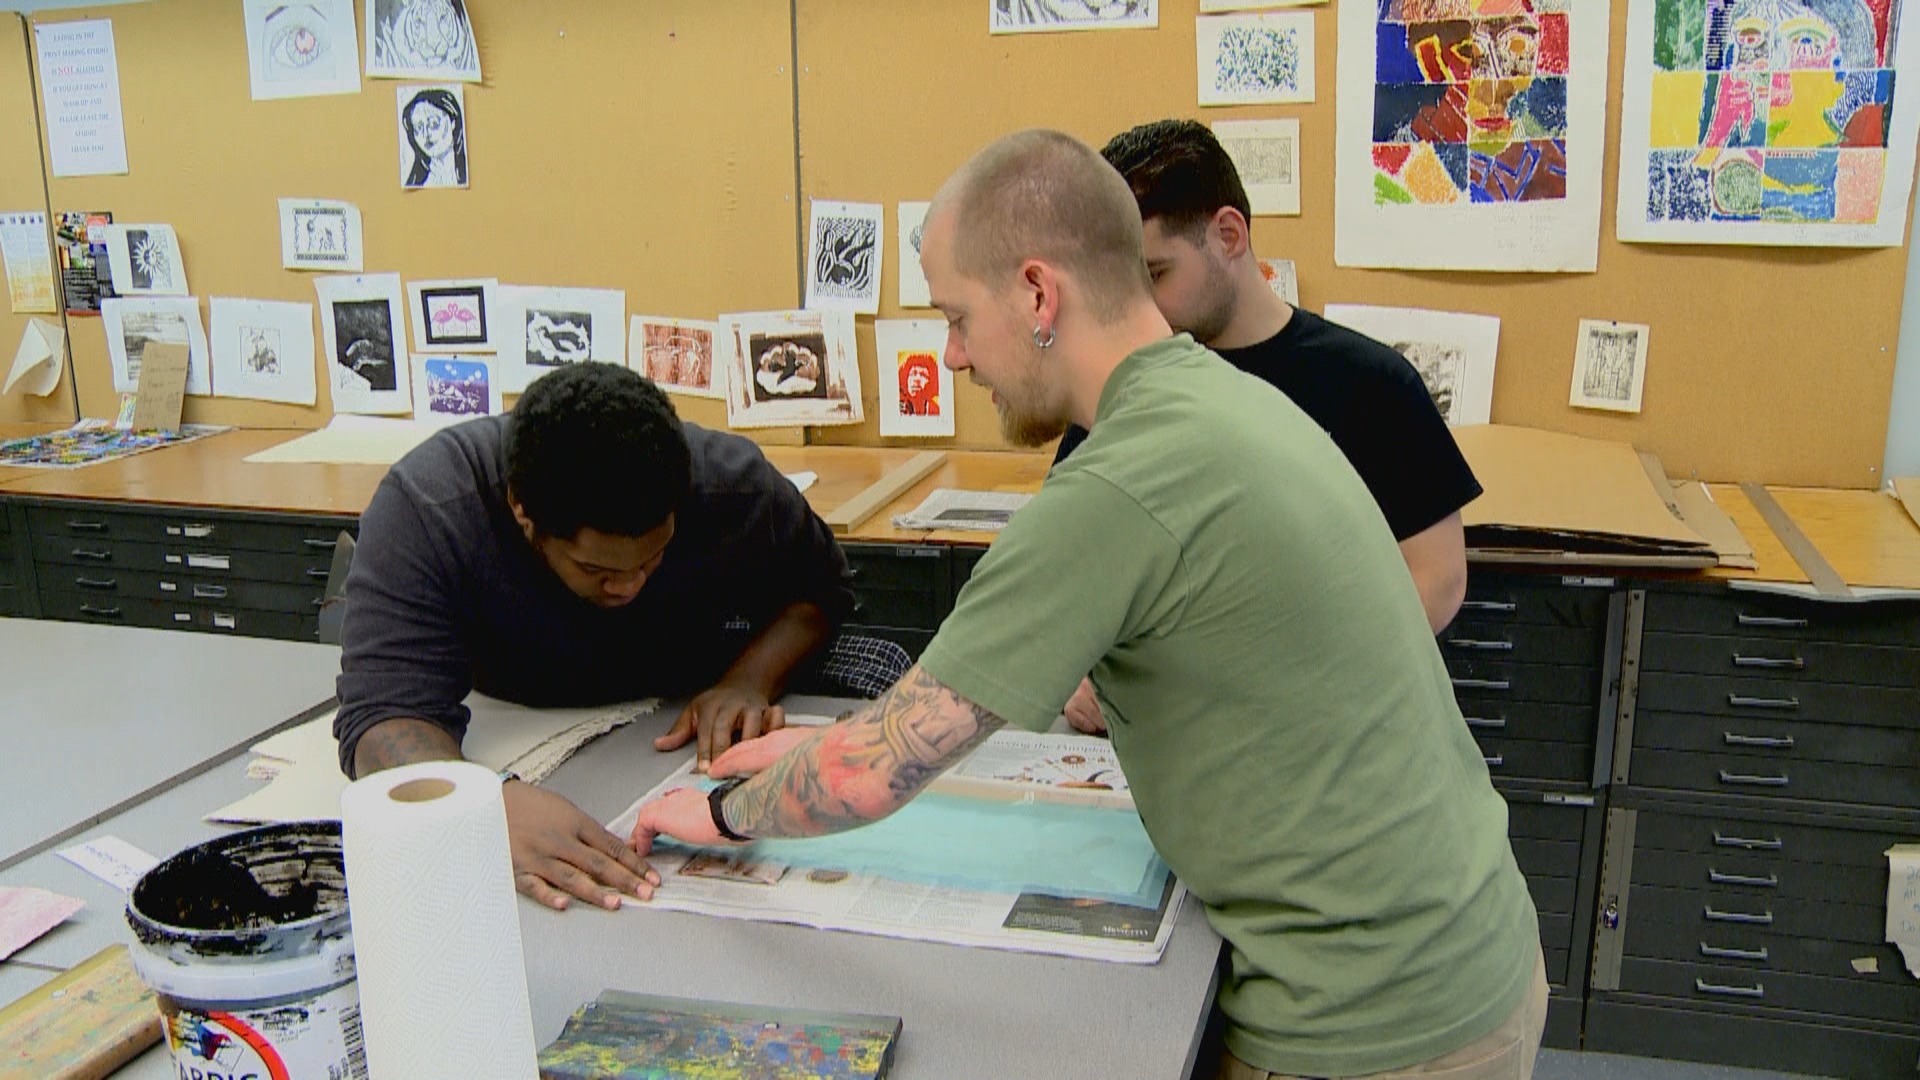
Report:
891,488,1033,531
609,733,1183,964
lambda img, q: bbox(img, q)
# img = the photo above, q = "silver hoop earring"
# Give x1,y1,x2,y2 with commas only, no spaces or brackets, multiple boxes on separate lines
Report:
1032,325,1056,349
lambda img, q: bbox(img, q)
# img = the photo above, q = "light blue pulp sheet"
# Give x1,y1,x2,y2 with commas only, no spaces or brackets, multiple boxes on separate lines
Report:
666,783,1170,908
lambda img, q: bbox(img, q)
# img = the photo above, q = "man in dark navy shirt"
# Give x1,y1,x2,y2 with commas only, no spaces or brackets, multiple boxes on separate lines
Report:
1055,120,1482,733
336,363,853,910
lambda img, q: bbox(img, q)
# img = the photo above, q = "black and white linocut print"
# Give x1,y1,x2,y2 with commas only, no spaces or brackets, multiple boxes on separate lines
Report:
525,309,592,369
241,325,282,375
1571,320,1649,414
991,0,1157,34
332,299,400,391
397,84,468,189
368,0,480,81
747,330,831,403
1389,340,1467,426
293,207,350,263
805,201,883,315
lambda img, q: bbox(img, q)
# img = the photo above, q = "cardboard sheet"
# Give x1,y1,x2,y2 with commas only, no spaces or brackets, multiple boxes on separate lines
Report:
1670,480,1757,570
1455,425,1712,555
242,415,437,465
1895,478,1920,533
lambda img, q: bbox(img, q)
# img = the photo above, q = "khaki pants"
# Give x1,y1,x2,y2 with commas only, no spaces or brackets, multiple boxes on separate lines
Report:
1217,948,1550,1080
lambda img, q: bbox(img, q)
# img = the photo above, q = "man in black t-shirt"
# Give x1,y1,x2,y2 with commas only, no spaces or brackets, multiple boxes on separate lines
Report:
338,364,854,910
1055,120,1481,733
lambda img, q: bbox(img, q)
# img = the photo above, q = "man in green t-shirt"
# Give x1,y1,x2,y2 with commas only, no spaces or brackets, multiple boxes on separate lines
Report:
631,129,1544,1079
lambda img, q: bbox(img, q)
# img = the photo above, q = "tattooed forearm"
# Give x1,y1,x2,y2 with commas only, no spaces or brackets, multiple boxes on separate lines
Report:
723,665,1005,839
351,717,462,779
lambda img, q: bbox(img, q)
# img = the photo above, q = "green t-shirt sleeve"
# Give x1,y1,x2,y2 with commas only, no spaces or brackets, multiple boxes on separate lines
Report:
919,470,1187,732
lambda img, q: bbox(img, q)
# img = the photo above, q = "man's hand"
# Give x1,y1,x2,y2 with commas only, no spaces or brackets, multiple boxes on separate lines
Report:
628,786,732,855
504,781,661,911
653,684,786,773
1064,677,1107,735
708,726,818,779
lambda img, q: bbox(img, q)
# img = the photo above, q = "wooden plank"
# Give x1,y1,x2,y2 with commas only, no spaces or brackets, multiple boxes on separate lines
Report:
1741,482,1852,598
0,945,160,1080
823,450,945,535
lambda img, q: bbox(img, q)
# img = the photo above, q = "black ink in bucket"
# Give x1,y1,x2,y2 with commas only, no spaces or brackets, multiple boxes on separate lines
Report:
126,821,366,1080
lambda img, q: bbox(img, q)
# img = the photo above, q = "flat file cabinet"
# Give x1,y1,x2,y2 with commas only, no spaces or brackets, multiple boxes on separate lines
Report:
19,497,354,643
1589,584,1920,1077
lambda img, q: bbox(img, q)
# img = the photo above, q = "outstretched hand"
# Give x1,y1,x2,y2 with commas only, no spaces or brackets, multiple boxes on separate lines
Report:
707,725,817,779
504,781,660,911
629,786,730,855
654,683,786,773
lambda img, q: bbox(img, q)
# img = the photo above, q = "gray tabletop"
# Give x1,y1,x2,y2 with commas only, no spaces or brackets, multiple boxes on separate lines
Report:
0,618,341,871
1,695,1223,1079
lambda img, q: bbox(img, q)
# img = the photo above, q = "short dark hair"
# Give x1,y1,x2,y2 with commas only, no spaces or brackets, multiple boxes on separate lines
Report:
1100,119,1251,242
505,364,691,540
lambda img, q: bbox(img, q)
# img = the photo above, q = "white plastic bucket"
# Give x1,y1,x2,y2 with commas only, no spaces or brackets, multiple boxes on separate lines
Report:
126,822,366,1080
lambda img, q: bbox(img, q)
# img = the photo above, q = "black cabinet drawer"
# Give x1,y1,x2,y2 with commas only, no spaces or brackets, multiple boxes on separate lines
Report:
1618,958,1920,1025
1637,671,1919,729
27,503,350,555
1631,749,1920,807
0,583,23,617
43,566,323,614
1626,921,1913,987
1643,632,1920,687
1630,847,1883,906
842,544,949,593
1545,948,1569,988
842,624,934,660
1458,576,1613,628
849,588,943,631
1512,835,1583,880
1439,621,1601,666
1628,885,1887,947
40,591,317,640
1446,658,1598,706
1474,737,1591,784
1631,807,1916,869
1645,589,1920,647
1455,699,1599,744
1507,798,1590,842
1636,710,1920,769
1586,998,1920,1080
33,535,333,585
1540,911,1572,951
1525,872,1577,916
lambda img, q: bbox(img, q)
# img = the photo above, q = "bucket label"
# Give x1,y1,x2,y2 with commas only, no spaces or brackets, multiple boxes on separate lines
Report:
161,982,366,1080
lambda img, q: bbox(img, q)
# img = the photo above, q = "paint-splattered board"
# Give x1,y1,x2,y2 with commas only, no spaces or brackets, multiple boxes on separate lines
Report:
0,945,161,1080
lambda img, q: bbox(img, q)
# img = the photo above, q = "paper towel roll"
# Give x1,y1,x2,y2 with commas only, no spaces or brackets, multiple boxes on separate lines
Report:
341,760,538,1078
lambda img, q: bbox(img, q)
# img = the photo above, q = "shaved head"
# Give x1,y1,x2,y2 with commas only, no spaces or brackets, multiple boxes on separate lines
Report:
929,129,1152,323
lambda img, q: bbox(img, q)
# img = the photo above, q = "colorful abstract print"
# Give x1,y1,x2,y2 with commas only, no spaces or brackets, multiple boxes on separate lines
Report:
1645,0,1898,224
1373,0,1573,205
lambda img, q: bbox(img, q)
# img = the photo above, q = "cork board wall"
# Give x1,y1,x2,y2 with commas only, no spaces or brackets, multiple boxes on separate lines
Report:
0,15,77,425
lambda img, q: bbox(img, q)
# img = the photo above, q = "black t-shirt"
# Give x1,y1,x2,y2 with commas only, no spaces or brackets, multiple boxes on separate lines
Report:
1053,308,1481,541
334,416,854,772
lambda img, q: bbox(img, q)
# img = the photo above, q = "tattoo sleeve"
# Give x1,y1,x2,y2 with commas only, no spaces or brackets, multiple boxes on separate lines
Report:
722,665,1006,839
351,717,462,779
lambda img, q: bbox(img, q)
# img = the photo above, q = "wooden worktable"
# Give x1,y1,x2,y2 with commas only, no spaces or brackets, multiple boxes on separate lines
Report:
1705,483,1920,590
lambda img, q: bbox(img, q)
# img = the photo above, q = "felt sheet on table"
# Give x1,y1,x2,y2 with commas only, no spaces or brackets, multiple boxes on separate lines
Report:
662,781,1169,908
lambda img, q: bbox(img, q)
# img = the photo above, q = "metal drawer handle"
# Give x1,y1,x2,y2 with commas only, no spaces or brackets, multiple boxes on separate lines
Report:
70,548,111,561
301,538,338,549
1709,869,1779,888
77,604,122,618
1694,978,1765,999
1713,831,1783,851
1704,906,1774,925
1447,638,1514,652
1700,942,1770,962
852,601,866,616
1451,678,1512,691
1737,614,1808,629
305,568,330,580
64,520,107,532
1728,694,1799,710
1724,732,1794,750
1483,755,1504,768
73,576,117,591
1461,600,1517,613
1464,716,1507,730
1732,653,1804,670
192,584,228,599
1719,770,1789,787
847,566,861,579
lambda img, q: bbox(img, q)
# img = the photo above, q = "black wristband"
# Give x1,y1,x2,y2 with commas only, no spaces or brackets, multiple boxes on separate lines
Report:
708,777,752,842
